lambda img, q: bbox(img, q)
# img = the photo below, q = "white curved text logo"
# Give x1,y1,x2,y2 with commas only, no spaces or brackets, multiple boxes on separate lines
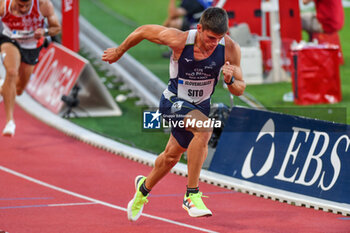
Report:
241,119,350,191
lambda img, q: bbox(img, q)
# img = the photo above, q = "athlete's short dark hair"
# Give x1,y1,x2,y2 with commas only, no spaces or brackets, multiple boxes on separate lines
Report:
199,7,228,35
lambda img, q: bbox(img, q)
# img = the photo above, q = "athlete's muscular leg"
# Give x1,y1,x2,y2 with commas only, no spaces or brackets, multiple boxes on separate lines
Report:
185,109,212,188
145,134,186,190
1,43,21,123
17,63,35,95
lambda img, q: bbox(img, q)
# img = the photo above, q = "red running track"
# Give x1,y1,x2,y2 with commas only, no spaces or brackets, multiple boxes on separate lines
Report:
0,103,350,233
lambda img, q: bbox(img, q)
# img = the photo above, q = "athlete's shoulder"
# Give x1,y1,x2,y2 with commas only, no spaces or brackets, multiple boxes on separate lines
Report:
39,0,55,17
163,28,188,51
224,35,241,53
39,0,54,7
162,27,188,41
39,0,48,6
224,34,241,65
170,29,189,58
224,35,236,47
39,0,51,4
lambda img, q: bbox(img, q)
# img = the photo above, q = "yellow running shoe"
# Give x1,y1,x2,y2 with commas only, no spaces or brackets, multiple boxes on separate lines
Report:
127,175,148,221
182,192,212,217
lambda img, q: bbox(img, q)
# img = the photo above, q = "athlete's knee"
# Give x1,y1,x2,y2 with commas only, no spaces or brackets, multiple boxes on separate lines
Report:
166,155,181,168
162,145,183,167
6,68,19,80
192,130,212,145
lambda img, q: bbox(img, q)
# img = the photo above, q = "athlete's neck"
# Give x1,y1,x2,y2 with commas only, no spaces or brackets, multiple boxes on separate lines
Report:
194,36,216,60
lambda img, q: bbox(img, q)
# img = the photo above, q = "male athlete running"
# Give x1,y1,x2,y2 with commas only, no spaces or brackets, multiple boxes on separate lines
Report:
102,7,245,221
0,0,61,136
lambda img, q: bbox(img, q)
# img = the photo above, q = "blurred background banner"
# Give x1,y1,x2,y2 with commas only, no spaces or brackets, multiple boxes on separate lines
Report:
27,43,86,114
26,43,121,117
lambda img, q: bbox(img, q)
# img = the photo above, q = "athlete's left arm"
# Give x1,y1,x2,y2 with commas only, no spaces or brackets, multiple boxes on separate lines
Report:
34,0,61,39
222,35,246,96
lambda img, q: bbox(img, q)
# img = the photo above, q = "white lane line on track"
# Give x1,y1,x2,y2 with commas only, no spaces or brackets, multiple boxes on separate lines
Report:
0,166,219,233
48,202,97,207
0,202,97,209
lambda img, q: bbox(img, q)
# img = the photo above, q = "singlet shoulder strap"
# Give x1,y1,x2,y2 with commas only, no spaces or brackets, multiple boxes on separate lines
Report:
27,0,34,15
185,29,197,45
219,36,225,46
185,29,226,46
34,0,43,17
3,0,9,17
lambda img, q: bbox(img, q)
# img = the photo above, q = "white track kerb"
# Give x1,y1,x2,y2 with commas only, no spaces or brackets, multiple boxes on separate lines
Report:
16,93,350,216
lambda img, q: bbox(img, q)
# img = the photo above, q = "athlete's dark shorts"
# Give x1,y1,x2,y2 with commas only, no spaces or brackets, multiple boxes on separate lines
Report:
159,94,210,149
0,34,42,65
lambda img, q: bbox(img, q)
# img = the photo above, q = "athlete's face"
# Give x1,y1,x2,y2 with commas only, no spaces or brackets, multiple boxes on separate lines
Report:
14,0,32,16
197,24,225,51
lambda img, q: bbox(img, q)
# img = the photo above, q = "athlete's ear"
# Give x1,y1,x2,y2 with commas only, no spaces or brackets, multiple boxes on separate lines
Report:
197,24,202,32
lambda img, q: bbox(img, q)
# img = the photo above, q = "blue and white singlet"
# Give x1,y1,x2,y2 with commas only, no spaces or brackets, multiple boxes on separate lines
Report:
164,29,225,109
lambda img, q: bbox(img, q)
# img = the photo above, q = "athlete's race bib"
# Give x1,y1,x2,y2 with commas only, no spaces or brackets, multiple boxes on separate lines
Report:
2,27,38,49
177,77,215,104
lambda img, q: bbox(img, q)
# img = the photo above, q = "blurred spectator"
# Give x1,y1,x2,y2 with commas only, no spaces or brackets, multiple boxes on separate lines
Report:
163,0,213,31
162,0,212,58
301,0,344,39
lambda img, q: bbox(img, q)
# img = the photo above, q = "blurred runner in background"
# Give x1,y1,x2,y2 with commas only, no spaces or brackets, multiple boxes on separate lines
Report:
162,0,213,58
163,0,213,31
0,0,61,137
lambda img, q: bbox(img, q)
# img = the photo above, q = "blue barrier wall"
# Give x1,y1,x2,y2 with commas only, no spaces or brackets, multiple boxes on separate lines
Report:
209,107,350,204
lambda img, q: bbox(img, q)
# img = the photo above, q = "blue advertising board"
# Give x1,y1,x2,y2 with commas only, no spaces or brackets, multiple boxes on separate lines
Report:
209,107,350,204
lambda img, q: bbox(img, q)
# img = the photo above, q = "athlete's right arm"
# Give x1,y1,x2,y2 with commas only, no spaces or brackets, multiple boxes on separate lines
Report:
102,25,185,64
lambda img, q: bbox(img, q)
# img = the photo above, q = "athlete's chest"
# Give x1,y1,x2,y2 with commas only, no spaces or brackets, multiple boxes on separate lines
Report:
2,5,43,30
193,46,216,61
179,46,223,77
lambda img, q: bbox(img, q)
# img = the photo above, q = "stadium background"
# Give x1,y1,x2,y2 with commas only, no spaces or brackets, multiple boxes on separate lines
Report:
70,0,350,155
1,1,350,232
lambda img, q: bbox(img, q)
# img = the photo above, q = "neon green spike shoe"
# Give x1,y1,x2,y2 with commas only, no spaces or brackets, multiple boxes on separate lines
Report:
182,192,212,217
127,175,148,221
